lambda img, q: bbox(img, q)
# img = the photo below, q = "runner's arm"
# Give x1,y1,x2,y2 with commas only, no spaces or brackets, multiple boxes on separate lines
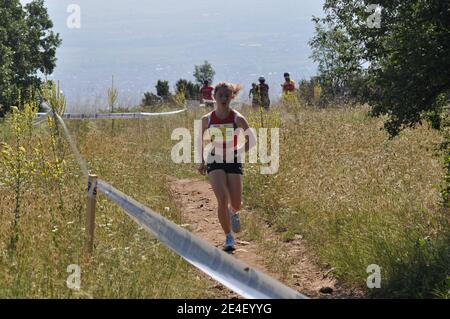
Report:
197,116,209,175
236,115,256,153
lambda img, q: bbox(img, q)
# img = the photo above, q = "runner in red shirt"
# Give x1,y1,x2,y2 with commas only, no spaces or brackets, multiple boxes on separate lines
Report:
282,72,296,94
197,82,256,252
200,80,215,108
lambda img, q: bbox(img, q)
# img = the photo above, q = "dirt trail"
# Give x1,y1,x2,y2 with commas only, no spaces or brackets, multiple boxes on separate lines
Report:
168,177,361,299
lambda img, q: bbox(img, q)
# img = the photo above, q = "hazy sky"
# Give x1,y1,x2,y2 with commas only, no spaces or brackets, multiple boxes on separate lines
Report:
23,0,325,109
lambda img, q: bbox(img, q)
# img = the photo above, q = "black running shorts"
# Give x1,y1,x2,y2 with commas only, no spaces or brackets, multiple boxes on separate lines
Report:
206,152,243,175
207,161,243,175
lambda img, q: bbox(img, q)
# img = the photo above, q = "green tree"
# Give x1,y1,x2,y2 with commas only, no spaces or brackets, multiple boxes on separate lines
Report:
155,80,171,101
175,79,200,100
309,18,366,102
310,0,450,136
0,0,61,116
311,0,450,207
309,0,450,297
193,61,216,85
141,92,161,107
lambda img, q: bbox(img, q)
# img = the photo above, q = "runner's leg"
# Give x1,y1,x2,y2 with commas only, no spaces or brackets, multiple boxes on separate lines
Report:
227,173,243,233
227,173,242,212
208,170,231,234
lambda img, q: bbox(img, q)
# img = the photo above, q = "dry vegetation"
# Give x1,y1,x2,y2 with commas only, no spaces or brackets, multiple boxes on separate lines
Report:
0,102,448,298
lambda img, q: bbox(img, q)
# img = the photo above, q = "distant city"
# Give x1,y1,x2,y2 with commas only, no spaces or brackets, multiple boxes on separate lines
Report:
30,0,324,111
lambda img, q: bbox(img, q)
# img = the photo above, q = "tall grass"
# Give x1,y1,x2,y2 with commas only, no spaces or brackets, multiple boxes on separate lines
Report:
244,105,449,298
0,102,448,298
0,108,217,298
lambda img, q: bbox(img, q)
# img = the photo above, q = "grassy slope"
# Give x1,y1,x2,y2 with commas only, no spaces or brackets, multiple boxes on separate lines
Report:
0,115,216,298
244,106,449,298
0,105,448,298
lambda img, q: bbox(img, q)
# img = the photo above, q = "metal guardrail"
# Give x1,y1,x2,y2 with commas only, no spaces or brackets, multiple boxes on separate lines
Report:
35,103,309,299
36,109,187,120
97,179,307,299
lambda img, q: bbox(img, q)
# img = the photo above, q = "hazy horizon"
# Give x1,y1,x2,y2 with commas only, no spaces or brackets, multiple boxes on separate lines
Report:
26,0,325,111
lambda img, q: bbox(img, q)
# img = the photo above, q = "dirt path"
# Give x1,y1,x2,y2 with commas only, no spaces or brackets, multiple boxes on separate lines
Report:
168,177,362,299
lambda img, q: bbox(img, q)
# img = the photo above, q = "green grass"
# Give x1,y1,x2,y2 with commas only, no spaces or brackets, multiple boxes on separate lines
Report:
243,105,449,298
1,103,448,298
0,113,217,298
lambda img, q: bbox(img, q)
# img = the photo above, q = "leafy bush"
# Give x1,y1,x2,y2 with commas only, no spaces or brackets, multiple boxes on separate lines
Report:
141,92,162,107
175,79,200,100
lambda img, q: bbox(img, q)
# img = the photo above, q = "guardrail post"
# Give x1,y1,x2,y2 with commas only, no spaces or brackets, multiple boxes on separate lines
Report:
86,174,98,256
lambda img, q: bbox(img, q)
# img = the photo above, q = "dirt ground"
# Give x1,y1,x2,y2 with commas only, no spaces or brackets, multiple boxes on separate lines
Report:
168,177,364,299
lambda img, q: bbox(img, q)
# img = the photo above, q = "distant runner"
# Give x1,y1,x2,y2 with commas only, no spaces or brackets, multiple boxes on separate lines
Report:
281,72,296,94
257,76,270,110
197,82,256,252
200,80,215,108
249,83,260,108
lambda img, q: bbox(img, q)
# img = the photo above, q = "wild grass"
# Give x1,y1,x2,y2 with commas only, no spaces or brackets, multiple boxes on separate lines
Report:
0,109,218,298
0,102,448,298
243,105,449,298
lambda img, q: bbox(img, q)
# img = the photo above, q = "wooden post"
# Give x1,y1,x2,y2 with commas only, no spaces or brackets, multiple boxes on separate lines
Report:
86,174,98,256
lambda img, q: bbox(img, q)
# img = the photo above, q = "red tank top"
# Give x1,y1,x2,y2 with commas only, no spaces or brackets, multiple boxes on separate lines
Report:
200,85,214,100
208,109,238,150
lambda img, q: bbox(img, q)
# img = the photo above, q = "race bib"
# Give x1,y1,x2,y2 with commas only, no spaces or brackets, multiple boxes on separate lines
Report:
209,123,234,144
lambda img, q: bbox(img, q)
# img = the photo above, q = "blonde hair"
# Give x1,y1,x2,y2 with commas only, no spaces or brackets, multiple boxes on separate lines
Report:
214,82,243,99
